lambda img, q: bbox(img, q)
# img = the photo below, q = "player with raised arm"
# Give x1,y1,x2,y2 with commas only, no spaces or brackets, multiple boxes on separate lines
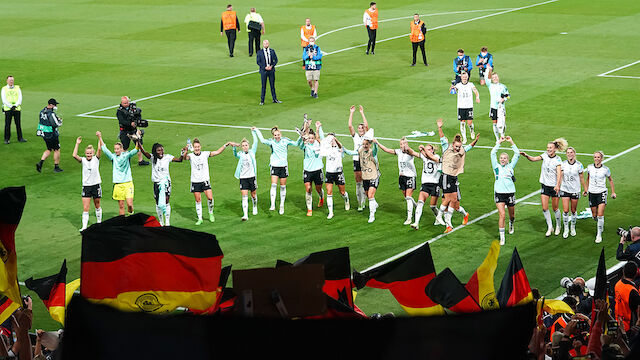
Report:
583,151,616,243
296,123,324,216
411,144,442,230
376,137,419,225
490,136,520,245
72,132,103,231
521,138,567,237
97,131,139,216
138,142,186,226
348,105,370,211
362,138,380,223
234,130,259,221
486,72,509,141
321,133,355,219
449,72,480,144
183,138,231,225
255,126,298,214
559,147,587,239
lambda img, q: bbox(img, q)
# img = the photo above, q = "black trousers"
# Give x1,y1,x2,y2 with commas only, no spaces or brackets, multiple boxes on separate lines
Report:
4,109,22,141
260,70,277,102
248,29,261,56
412,40,427,65
366,26,377,53
225,29,237,55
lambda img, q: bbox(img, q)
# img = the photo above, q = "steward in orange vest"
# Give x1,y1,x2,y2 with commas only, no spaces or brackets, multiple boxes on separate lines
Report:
300,18,317,47
409,14,428,66
363,2,378,54
220,5,240,57
614,262,640,331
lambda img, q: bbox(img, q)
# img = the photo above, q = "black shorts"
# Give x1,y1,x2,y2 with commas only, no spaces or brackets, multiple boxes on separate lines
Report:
191,181,211,193
43,135,60,150
270,166,289,178
441,174,459,194
153,180,172,204
559,190,580,200
326,172,346,185
398,176,416,191
420,182,441,197
363,178,379,192
588,191,607,207
495,192,516,207
540,184,559,198
489,108,498,121
353,160,362,172
82,184,102,199
303,169,323,185
240,177,257,191
458,108,474,121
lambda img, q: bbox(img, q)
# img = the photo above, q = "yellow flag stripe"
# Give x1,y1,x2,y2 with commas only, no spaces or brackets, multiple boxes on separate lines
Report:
87,290,219,313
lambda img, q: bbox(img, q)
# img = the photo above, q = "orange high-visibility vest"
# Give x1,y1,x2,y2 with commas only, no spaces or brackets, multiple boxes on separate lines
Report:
409,20,424,42
366,9,378,29
221,10,237,30
301,25,316,47
615,279,638,331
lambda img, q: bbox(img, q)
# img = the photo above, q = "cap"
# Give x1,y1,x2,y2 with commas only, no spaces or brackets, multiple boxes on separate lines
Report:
48,98,59,105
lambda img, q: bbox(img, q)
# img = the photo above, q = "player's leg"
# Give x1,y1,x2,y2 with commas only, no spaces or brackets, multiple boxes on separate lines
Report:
467,119,475,139
561,196,571,238
326,182,334,219
595,202,606,243
279,176,287,214
118,200,126,215
551,195,561,235
338,181,349,210
304,181,313,216
251,185,258,216
496,201,506,245
570,198,578,236
403,183,416,225
204,188,214,222
508,204,516,234
81,197,91,231
241,189,249,220
193,191,203,225
367,182,378,223
411,191,428,229
354,167,365,211
315,174,324,207
443,193,456,232
541,193,554,236
93,196,102,224
270,174,278,210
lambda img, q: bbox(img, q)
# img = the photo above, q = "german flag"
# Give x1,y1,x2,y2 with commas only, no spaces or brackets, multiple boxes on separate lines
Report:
25,260,68,325
426,268,482,313
0,187,25,305
95,212,161,228
465,240,500,310
353,243,444,316
293,247,354,307
497,247,533,308
594,248,608,300
81,224,223,313
0,296,19,326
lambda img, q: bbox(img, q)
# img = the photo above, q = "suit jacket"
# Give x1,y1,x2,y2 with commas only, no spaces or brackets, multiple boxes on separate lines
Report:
256,48,278,72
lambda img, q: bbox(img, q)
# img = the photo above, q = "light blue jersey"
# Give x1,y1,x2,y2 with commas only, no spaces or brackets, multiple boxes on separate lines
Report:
255,130,297,167
487,82,509,110
101,145,138,184
298,138,324,171
233,131,258,179
491,142,519,194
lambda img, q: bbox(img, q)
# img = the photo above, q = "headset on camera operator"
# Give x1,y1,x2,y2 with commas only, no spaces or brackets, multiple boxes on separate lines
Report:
617,227,640,268
116,96,149,166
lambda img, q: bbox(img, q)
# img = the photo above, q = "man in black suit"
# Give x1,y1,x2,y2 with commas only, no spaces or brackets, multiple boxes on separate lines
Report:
256,39,282,105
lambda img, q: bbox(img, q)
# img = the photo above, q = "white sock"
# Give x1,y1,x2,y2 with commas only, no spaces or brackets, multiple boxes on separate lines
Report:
252,195,257,210
82,211,89,229
270,183,277,208
430,205,438,216
457,206,467,216
499,227,505,241
571,212,577,227
405,196,414,220
445,206,454,227
492,123,500,140
542,209,552,228
369,198,378,215
459,122,466,139
468,123,475,134
280,186,287,207
563,212,569,230
305,192,312,211
165,204,171,226
597,216,604,236
554,210,561,228
327,195,334,213
318,188,324,200
341,191,349,203
207,198,214,214
155,205,165,226
95,207,102,223
242,195,248,217
414,200,424,224
357,182,365,206
438,204,447,218
196,201,203,220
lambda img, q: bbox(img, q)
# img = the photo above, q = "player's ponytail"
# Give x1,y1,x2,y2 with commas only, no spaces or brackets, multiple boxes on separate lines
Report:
552,138,568,152
453,134,463,144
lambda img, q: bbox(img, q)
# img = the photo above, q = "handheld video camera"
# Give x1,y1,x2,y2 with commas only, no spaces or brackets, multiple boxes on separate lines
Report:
129,102,148,128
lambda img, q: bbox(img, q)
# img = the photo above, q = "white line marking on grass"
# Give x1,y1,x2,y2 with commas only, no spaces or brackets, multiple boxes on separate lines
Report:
597,60,640,77
362,142,640,273
77,0,558,117
521,202,541,205
598,75,640,80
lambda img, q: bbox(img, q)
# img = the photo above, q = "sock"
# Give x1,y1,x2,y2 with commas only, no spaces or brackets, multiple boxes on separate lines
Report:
405,196,414,220
251,196,257,210
597,216,604,236
457,206,467,216
207,198,214,214
469,123,475,134
242,195,248,217
459,122,466,139
305,192,312,211
341,191,349,202
499,227,505,241
165,204,171,226
563,212,569,230
414,200,424,224
95,207,102,223
445,206,454,227
82,211,89,229
554,210,561,228
543,209,552,229
492,123,500,140
318,188,325,200
438,204,447,218
509,218,515,227
54,163,60,169
571,212,577,227
430,205,438,216
196,201,203,220
270,183,277,208
280,186,286,207
356,182,365,206
155,205,165,226
327,195,333,213
38,160,44,166
369,198,378,215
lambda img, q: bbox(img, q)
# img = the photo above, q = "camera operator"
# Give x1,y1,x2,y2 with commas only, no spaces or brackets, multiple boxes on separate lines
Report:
561,277,593,315
617,227,640,267
116,96,148,166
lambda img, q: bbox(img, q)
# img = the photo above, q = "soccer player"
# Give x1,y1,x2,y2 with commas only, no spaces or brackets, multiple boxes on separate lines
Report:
487,72,510,140
559,147,587,239
321,134,355,219
583,151,616,243
521,138,567,237
347,105,370,211
363,2,378,55
449,72,480,144
490,136,520,245
97,131,138,216
72,133,102,231
362,138,381,223
234,130,259,221
476,47,493,86
297,125,324,216
255,126,298,214
139,142,187,226
376,138,418,225
411,144,442,230
183,138,231,225
423,118,479,233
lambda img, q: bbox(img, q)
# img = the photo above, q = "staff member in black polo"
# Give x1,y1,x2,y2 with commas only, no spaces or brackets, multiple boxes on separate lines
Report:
116,96,148,166
256,40,282,105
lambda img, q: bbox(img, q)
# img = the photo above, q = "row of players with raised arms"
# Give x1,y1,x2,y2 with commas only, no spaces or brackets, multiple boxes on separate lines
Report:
71,108,615,245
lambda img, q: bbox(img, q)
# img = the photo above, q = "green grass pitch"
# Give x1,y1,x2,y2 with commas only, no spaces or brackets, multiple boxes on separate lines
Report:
0,0,639,329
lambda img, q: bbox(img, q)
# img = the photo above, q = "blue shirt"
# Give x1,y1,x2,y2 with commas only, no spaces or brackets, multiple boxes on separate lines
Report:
255,130,297,167
302,44,323,70
475,53,494,68
453,55,472,75
101,145,138,183
491,142,519,194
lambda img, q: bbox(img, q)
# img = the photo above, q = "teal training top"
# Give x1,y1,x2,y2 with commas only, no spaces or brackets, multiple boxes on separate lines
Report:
491,142,519,194
255,130,298,167
101,145,138,184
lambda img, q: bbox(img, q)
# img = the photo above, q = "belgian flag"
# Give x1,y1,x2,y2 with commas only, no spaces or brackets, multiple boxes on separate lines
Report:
0,187,25,305
464,240,500,310
81,223,223,313
426,268,482,313
497,247,533,307
353,243,444,316
25,260,68,325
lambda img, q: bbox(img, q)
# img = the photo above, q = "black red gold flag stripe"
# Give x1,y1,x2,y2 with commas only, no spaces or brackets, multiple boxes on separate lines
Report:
497,247,533,308
0,187,25,305
426,268,482,313
25,260,67,325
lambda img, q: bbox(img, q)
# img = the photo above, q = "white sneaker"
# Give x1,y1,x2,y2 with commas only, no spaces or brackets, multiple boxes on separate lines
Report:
403,218,412,225
327,212,334,220
345,200,350,211
563,227,569,239
508,222,514,234
252,207,258,215
555,226,561,236
357,204,364,212
545,227,553,237
570,225,576,236
165,220,170,227
241,216,248,221
279,206,285,215
410,222,419,230
368,215,375,223
435,214,445,226
79,228,86,233
269,205,276,211
595,235,602,243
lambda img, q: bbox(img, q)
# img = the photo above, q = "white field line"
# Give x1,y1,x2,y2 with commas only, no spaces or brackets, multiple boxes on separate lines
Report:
78,114,603,158
597,60,640,77
76,0,558,117
362,142,640,273
599,75,640,80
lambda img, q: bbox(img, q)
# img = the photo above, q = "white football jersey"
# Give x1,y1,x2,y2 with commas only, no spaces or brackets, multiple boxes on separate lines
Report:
151,154,174,183
189,151,211,183
420,154,441,184
538,152,562,187
395,149,417,177
81,157,101,186
352,133,363,161
325,147,345,174
587,164,611,194
239,154,255,179
455,81,476,109
560,160,583,194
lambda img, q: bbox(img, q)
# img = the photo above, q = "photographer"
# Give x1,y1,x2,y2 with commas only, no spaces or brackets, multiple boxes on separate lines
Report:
116,96,148,166
617,227,640,267
560,277,593,315
452,48,472,84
